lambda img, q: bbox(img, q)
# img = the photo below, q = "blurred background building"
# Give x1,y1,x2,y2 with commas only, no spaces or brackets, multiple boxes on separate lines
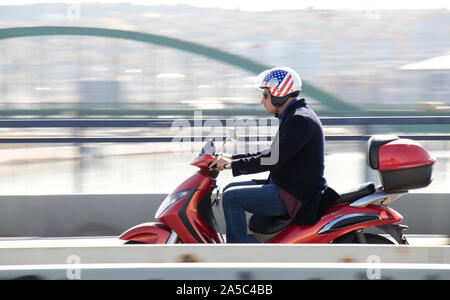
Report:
0,3,449,114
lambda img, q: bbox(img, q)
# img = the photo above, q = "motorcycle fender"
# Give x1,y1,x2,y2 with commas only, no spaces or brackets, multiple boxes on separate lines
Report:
119,222,172,244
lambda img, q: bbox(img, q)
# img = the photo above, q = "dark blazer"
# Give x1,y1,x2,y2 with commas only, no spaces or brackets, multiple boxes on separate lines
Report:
231,99,340,225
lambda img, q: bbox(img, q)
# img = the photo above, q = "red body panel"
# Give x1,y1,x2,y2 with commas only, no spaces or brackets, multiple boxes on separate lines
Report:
268,204,403,243
158,155,224,243
119,222,171,244
379,139,436,171
190,154,216,170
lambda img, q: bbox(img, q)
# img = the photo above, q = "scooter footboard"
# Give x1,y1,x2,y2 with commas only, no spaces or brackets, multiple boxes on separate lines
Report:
119,222,172,244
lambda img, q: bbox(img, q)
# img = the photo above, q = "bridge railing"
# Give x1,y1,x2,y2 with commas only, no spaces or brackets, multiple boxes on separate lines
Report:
0,116,449,143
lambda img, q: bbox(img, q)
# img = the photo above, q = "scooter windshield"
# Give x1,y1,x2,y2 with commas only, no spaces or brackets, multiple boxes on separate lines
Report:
200,138,216,155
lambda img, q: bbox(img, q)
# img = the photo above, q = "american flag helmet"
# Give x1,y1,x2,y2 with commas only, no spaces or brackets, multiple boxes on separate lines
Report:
256,66,302,97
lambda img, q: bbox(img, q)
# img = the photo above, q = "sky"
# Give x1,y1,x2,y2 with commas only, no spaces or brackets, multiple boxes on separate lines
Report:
1,0,450,11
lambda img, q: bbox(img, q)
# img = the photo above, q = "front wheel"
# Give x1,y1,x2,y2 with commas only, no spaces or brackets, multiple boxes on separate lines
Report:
332,231,394,244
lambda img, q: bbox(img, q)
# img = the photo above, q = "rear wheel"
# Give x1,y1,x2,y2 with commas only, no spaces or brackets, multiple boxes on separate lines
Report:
332,231,395,244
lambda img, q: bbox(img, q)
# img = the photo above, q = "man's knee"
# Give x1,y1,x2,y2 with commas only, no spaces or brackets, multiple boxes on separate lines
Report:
221,187,240,208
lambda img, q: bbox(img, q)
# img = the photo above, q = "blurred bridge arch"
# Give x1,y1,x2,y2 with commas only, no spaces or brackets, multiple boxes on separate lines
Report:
0,26,359,113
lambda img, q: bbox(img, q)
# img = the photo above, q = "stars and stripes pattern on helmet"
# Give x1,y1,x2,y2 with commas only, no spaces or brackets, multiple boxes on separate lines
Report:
262,69,294,97
257,66,302,98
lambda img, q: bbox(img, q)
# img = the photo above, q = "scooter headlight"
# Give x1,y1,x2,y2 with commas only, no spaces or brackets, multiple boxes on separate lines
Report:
155,189,190,218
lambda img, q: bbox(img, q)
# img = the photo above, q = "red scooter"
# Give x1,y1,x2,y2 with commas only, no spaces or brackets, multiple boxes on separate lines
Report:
119,135,435,244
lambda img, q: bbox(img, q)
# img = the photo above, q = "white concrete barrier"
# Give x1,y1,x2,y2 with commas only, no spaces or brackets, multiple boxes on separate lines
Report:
0,242,449,264
0,239,449,280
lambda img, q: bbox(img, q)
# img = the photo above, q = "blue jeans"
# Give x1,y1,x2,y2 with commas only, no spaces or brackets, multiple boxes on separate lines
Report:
221,180,288,243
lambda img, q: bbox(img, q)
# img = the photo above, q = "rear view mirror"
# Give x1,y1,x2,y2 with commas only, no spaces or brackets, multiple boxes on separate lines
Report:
200,138,216,155
227,127,237,141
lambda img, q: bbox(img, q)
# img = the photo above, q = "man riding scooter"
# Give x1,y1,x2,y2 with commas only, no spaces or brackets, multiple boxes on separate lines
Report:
210,66,341,243
120,66,433,245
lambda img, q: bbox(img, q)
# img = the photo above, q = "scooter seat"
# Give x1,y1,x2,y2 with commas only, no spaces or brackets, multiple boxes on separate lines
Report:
249,214,292,234
334,182,376,205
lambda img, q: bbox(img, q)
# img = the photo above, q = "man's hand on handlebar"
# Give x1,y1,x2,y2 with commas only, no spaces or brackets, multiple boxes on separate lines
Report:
217,153,232,159
209,155,232,171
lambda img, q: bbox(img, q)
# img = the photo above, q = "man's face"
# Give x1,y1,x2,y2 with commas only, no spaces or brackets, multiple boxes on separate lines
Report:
260,88,277,115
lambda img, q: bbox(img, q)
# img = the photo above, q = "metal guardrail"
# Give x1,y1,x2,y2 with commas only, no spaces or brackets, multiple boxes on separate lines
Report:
0,116,449,127
0,117,449,143
0,108,450,118
0,135,449,144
